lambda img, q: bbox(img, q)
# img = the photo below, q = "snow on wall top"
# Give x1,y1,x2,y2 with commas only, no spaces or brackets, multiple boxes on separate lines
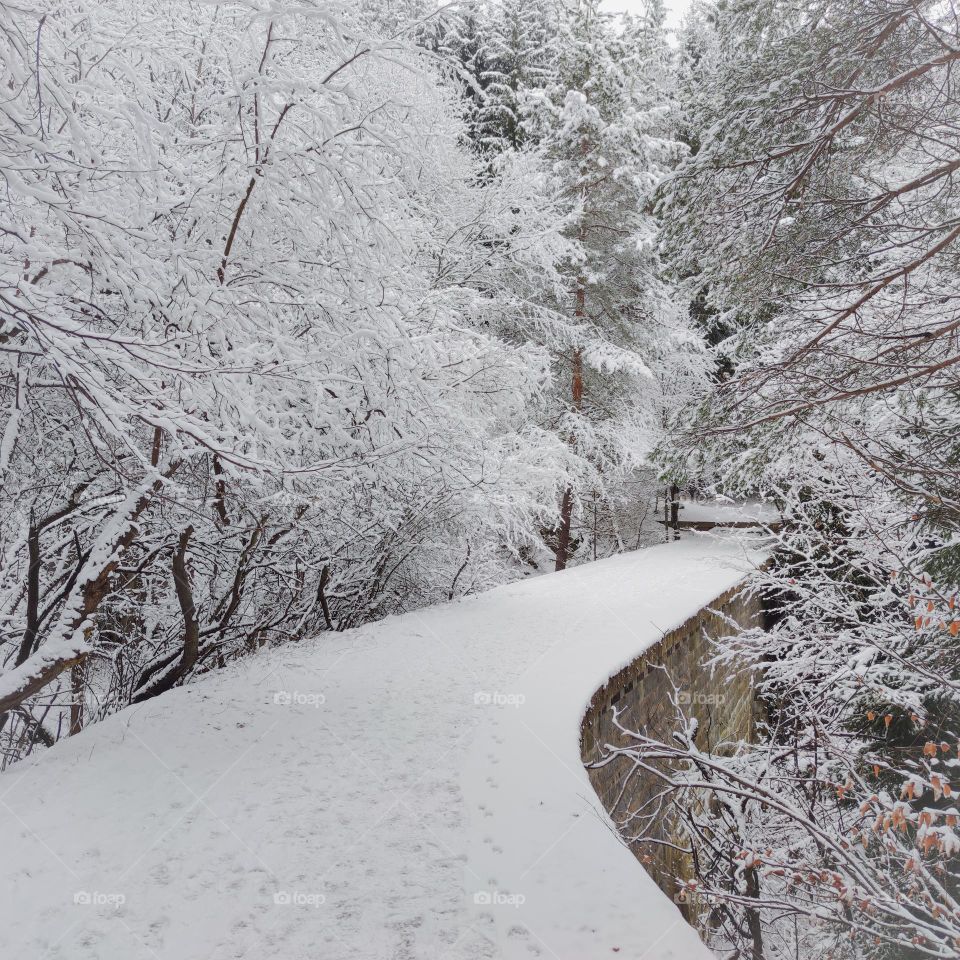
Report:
674,497,782,525
0,534,764,960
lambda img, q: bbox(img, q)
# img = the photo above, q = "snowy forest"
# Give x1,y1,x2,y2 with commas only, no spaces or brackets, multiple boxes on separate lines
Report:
1,1,959,959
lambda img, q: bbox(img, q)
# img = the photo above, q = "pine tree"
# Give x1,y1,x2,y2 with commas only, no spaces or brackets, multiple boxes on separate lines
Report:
474,0,555,153
425,0,707,570
525,0,695,569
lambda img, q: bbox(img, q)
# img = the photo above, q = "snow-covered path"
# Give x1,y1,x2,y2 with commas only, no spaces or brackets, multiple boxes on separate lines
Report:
0,536,761,960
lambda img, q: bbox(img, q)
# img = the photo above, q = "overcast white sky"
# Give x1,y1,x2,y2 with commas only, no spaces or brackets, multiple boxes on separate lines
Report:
600,0,692,29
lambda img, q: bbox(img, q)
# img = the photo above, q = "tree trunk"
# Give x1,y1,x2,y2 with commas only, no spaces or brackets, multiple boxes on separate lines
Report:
172,526,199,672
69,661,84,735
555,343,584,571
744,864,765,960
669,483,680,540
132,525,197,704
212,455,230,525
555,486,575,572
317,563,333,630
17,513,42,668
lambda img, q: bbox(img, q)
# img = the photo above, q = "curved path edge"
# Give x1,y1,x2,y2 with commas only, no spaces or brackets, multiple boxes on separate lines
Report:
461,534,767,960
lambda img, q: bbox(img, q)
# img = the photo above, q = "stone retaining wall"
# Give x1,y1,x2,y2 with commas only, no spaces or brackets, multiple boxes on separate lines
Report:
580,581,763,918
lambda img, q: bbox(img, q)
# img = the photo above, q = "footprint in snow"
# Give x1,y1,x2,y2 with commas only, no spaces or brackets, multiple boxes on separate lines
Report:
506,925,542,956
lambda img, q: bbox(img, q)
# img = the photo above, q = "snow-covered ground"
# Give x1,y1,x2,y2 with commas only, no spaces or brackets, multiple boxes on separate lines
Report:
675,498,782,526
0,535,763,960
